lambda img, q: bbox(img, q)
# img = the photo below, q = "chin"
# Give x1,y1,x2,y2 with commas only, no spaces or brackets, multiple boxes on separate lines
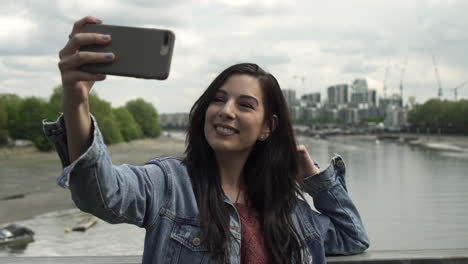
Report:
208,140,235,153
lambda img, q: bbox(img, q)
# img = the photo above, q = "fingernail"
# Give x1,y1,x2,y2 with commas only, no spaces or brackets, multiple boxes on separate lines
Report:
101,34,110,40
95,18,103,23
104,53,114,59
97,74,106,80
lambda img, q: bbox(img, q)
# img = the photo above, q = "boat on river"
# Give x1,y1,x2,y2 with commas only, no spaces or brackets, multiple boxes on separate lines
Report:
0,224,34,247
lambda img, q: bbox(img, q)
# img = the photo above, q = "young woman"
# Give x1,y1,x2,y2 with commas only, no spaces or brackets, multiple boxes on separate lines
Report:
45,16,369,264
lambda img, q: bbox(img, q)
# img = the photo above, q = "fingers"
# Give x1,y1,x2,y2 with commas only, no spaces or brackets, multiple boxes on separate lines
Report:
59,16,112,84
61,70,106,86
297,144,314,162
296,144,320,177
59,51,114,72
58,16,107,102
60,33,111,59
69,16,102,39
60,15,106,59
297,144,309,155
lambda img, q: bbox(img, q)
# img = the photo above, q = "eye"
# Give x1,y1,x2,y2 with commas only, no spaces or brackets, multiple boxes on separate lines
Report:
239,102,254,109
212,96,226,102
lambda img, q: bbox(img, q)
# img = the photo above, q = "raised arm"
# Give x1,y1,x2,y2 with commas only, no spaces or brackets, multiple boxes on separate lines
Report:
297,146,370,255
58,16,115,162
44,17,165,228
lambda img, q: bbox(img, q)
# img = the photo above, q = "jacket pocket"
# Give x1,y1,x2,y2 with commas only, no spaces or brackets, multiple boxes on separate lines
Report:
169,221,213,263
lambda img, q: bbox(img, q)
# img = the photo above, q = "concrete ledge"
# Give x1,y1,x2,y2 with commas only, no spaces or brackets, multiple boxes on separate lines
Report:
1,249,467,263
0,256,140,264
327,249,468,263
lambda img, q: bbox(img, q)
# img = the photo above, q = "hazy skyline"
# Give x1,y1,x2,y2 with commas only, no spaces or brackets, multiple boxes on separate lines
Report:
1,0,467,113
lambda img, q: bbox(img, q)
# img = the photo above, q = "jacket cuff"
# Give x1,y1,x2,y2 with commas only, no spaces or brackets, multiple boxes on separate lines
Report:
42,113,104,188
303,155,345,196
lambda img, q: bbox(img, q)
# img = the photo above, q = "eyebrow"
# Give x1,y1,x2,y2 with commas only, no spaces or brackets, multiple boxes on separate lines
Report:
217,89,259,106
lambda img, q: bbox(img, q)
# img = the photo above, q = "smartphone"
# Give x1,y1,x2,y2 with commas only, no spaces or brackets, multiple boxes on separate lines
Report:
79,24,175,80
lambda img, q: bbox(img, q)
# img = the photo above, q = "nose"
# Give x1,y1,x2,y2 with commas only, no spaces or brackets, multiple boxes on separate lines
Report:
218,99,235,119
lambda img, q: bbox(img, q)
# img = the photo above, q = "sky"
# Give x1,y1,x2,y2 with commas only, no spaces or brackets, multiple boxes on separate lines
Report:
1,0,467,113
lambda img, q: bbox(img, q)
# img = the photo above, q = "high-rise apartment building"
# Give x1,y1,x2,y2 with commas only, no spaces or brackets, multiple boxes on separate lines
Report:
301,92,321,107
350,79,376,107
282,89,298,107
327,84,348,107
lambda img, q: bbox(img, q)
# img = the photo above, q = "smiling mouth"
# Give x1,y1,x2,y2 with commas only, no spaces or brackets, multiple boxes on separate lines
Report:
214,125,239,135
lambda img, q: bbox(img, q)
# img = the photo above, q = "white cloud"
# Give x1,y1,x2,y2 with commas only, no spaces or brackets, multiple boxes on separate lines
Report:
0,16,36,50
1,0,468,112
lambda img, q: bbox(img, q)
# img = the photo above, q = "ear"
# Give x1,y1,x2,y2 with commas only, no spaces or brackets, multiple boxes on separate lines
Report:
259,114,278,140
270,114,278,132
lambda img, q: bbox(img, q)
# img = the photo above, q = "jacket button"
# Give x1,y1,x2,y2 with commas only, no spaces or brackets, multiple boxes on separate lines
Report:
336,160,344,168
192,237,201,246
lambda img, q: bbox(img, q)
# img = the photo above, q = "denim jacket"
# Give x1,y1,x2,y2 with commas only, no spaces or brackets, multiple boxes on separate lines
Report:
43,114,369,264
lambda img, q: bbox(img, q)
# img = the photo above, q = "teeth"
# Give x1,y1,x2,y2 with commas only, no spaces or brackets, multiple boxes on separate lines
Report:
216,126,235,134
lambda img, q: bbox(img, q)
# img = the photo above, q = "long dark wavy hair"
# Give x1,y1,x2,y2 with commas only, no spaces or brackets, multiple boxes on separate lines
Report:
184,63,304,263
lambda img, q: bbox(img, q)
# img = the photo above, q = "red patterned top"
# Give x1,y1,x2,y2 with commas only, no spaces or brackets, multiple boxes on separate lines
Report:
233,203,271,264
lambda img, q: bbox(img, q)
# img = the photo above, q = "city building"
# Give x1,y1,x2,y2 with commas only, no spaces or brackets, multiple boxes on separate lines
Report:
368,89,377,106
351,79,368,93
379,94,403,116
338,108,359,124
300,107,320,122
290,105,301,121
350,79,377,108
384,105,407,131
282,89,299,107
301,92,321,107
159,113,189,128
280,82,409,129
407,96,417,109
327,84,348,107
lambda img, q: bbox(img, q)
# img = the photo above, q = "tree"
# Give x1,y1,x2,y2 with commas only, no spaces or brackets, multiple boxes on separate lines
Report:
17,97,55,151
0,98,9,146
408,98,468,134
88,93,123,144
114,106,143,142
0,93,22,139
125,98,161,138
48,85,63,116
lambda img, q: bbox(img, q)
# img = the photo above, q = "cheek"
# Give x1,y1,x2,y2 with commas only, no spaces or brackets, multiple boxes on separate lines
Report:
205,104,217,118
249,113,266,131
204,106,215,134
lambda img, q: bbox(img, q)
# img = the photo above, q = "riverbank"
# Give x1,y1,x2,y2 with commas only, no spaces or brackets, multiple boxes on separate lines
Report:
0,135,185,225
327,133,468,152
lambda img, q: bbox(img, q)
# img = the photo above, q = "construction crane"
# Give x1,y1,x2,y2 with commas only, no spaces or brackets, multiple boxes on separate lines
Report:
293,75,306,97
399,56,407,104
382,60,390,98
451,80,468,101
432,55,443,99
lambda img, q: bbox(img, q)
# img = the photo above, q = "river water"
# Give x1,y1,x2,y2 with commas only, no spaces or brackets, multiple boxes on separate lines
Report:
1,135,468,256
299,136,468,251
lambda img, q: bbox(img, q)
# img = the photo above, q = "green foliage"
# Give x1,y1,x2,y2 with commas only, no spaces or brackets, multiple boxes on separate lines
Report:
89,93,123,144
0,98,9,146
0,129,8,146
0,93,22,139
1,87,163,151
126,98,161,138
17,97,55,151
408,99,468,134
362,116,385,123
0,98,7,128
114,107,143,142
48,85,63,116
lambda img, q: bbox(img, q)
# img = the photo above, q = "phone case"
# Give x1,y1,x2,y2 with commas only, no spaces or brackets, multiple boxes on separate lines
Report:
79,24,175,80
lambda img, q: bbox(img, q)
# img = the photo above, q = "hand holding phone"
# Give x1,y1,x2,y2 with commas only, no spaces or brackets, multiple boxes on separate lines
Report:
79,24,175,80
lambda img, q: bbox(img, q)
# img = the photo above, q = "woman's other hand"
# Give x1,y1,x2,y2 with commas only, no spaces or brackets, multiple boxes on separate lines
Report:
58,16,115,107
297,145,320,178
